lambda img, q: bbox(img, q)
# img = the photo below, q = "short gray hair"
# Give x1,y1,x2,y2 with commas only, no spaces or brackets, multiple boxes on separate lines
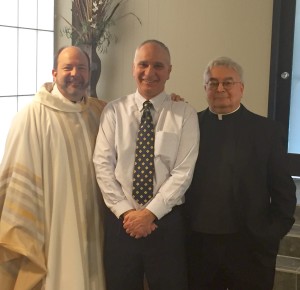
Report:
203,56,244,83
134,39,171,64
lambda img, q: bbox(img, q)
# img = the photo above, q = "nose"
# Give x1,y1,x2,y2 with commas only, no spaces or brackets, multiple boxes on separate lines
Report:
144,65,154,76
217,82,225,92
70,67,79,76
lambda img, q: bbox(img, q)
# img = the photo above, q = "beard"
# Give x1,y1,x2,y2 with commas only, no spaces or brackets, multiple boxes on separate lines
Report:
57,76,90,102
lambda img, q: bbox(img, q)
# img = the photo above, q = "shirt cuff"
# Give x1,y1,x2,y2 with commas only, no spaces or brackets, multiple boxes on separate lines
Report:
111,199,135,219
146,194,172,220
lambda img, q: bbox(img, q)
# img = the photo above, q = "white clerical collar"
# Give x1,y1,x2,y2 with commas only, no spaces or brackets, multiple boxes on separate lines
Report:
209,105,241,120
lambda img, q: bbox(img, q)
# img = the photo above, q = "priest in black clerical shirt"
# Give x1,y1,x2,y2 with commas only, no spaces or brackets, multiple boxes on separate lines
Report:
185,56,296,290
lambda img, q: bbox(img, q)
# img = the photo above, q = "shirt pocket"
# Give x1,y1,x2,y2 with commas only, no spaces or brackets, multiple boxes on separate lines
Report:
154,131,179,163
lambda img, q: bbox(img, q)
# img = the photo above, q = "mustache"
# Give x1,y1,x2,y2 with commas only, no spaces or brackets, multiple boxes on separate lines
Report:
65,76,89,87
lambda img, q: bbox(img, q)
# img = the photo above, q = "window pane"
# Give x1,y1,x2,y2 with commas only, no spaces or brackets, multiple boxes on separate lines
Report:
0,0,18,26
288,0,300,153
38,0,54,30
19,0,37,29
18,95,34,111
18,29,37,95
0,97,17,162
37,31,54,88
0,27,18,96
0,0,54,164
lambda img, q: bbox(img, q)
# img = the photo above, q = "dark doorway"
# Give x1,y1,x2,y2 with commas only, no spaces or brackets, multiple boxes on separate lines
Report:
268,0,300,178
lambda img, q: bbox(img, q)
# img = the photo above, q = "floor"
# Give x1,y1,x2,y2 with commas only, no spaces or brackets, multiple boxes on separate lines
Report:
273,177,300,290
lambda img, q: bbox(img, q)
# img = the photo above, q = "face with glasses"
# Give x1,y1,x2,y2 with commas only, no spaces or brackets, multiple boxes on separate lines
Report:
204,66,244,114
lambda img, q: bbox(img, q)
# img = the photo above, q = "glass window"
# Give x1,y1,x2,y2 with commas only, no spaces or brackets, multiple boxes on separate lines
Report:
38,0,54,30
0,97,17,161
37,31,54,87
0,0,54,162
0,27,18,96
0,0,18,26
289,0,300,154
19,0,38,29
18,29,38,95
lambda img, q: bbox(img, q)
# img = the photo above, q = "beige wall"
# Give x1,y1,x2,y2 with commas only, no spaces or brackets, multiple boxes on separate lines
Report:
55,0,273,116
54,0,71,47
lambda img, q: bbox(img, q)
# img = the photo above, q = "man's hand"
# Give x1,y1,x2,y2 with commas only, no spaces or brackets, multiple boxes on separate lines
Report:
170,93,185,102
123,208,158,239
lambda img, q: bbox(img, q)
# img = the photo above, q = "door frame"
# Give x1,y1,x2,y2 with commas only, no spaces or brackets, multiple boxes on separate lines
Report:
268,0,299,176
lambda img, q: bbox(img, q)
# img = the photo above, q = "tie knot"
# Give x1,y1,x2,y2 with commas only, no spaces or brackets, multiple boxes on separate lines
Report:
143,101,153,110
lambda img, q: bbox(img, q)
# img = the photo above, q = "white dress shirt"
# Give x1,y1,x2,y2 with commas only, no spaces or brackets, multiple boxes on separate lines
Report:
93,90,200,219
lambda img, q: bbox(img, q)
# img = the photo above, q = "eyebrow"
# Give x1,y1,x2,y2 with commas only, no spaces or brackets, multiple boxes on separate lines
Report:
62,63,88,67
137,61,165,65
209,77,234,81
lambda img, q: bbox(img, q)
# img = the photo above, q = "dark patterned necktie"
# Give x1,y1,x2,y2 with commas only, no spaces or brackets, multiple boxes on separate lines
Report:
132,101,155,205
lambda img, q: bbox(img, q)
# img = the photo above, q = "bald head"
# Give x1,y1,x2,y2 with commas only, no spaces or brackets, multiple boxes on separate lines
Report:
132,39,172,99
53,46,90,71
52,46,90,102
134,40,171,65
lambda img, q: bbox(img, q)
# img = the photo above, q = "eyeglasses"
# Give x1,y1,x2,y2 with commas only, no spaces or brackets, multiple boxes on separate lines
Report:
205,80,242,91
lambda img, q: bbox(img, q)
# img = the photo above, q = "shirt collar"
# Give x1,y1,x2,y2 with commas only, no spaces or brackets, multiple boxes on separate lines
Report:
209,105,241,120
134,90,167,112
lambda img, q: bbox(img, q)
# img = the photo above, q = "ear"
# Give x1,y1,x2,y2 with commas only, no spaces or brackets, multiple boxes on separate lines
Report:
167,65,172,79
52,69,57,81
240,82,245,94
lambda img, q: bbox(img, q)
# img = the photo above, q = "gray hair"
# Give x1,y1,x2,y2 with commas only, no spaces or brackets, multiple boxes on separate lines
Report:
203,56,244,83
134,39,171,64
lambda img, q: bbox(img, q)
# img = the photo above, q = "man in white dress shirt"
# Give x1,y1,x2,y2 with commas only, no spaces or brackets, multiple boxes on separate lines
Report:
93,39,199,290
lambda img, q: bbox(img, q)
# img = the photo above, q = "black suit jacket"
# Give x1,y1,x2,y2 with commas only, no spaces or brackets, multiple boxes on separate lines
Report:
186,105,296,265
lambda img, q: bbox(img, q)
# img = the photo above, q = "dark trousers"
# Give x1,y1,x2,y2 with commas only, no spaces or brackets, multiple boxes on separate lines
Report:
104,206,188,290
187,232,276,290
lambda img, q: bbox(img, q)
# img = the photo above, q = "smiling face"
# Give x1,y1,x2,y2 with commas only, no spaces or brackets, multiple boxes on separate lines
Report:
52,46,90,102
132,42,172,99
204,65,244,114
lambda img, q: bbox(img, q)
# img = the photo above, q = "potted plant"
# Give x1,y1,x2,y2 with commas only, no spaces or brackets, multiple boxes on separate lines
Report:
61,0,141,97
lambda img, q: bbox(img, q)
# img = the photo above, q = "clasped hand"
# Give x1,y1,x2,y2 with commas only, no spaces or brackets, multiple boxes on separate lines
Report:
123,209,157,239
